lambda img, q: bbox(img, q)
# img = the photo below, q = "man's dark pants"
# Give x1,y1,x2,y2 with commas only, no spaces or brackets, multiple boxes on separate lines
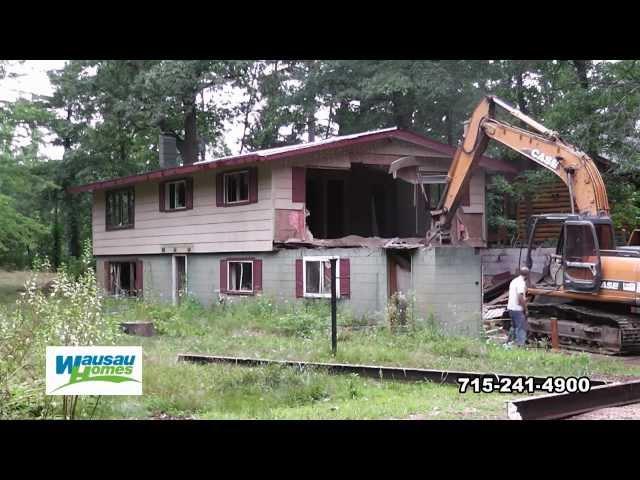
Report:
508,310,527,346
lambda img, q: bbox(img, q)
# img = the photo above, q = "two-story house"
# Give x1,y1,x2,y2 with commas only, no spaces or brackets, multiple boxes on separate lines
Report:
70,127,516,334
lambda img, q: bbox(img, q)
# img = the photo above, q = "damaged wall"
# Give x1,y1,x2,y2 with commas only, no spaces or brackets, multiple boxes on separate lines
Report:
270,138,487,245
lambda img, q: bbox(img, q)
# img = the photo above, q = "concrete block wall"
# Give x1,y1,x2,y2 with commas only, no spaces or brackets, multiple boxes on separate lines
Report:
481,247,554,276
97,246,484,337
96,247,388,319
412,247,482,336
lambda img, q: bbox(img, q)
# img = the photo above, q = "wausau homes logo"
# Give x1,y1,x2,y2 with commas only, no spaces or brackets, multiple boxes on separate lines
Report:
46,346,143,395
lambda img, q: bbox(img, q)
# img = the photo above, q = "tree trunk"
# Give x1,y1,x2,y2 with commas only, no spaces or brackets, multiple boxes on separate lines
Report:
572,60,590,89
51,195,61,269
62,189,80,259
515,70,528,114
336,100,351,135
200,91,206,162
182,97,198,165
446,109,454,146
392,93,413,130
307,114,316,142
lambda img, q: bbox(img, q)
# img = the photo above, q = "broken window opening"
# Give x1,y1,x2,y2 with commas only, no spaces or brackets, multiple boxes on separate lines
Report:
173,255,188,304
106,187,135,230
304,165,429,241
166,180,187,210
387,250,412,298
109,261,138,297
228,261,253,293
224,170,249,204
303,256,339,298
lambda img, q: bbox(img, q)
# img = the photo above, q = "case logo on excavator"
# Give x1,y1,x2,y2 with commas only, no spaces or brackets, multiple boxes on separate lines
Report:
522,149,559,170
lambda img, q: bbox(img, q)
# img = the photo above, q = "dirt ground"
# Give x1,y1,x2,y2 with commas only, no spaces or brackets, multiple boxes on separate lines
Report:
567,402,640,420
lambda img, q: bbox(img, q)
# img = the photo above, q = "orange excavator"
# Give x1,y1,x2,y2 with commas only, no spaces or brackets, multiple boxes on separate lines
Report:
429,96,640,354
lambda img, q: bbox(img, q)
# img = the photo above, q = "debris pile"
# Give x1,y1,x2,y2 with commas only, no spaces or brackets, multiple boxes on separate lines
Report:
483,271,512,341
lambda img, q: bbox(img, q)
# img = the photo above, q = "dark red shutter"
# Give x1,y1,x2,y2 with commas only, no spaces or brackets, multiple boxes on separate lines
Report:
249,167,258,204
220,259,228,293
159,182,166,212
339,258,350,298
253,259,262,292
216,173,224,207
291,167,306,203
295,259,303,298
186,178,194,209
104,261,111,294
135,260,143,296
461,183,471,207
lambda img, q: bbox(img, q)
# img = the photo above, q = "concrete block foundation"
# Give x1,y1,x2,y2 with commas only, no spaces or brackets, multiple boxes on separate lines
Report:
97,246,484,337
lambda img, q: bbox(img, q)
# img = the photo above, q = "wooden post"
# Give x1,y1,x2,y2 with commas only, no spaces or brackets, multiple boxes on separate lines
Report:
330,258,337,356
550,318,559,350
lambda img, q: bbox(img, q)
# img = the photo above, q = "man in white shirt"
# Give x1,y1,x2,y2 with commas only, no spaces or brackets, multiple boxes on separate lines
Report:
507,267,530,346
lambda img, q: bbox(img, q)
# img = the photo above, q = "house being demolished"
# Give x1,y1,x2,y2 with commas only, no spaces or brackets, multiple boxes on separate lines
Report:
70,127,517,335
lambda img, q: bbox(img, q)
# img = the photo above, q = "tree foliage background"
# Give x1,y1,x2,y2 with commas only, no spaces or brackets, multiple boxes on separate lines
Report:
2,59,640,269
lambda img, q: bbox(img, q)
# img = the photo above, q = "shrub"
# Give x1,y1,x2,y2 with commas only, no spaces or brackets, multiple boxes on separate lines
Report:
0,262,120,419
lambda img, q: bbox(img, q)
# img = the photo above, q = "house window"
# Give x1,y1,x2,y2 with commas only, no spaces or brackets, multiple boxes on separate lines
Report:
228,261,253,293
224,170,249,204
106,187,135,230
166,180,187,210
107,261,139,297
303,256,340,298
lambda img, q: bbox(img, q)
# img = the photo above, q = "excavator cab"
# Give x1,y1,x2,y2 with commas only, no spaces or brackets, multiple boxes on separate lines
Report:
525,214,611,294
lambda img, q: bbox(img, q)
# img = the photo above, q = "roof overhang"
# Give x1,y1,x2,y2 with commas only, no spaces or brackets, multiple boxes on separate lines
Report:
68,128,518,193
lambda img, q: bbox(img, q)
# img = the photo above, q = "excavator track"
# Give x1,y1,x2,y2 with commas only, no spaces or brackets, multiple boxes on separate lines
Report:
527,302,640,355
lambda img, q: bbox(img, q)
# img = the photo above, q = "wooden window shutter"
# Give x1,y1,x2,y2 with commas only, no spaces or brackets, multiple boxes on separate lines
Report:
461,183,471,207
135,260,143,295
295,259,303,298
291,167,306,203
159,182,166,212
104,261,111,294
253,259,262,292
339,258,350,298
186,178,194,210
249,167,258,204
129,188,135,226
220,259,228,293
216,173,225,207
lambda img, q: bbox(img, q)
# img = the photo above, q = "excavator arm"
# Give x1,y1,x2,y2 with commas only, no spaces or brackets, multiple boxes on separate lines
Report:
429,96,609,243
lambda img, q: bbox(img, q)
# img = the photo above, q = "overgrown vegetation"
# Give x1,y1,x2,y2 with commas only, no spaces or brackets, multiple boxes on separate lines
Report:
3,60,640,268
0,250,120,419
3,263,640,420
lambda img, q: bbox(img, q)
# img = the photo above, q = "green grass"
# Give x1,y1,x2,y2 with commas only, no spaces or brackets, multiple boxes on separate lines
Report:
0,269,56,304
5,286,640,420
82,295,640,420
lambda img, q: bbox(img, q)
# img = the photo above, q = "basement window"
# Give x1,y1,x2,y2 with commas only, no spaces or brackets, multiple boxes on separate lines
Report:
228,260,253,293
108,261,138,297
224,171,249,204
303,256,340,298
166,180,187,210
106,187,135,230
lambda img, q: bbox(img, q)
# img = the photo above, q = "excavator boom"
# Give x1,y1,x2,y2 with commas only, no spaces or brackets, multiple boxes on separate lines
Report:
430,96,609,242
